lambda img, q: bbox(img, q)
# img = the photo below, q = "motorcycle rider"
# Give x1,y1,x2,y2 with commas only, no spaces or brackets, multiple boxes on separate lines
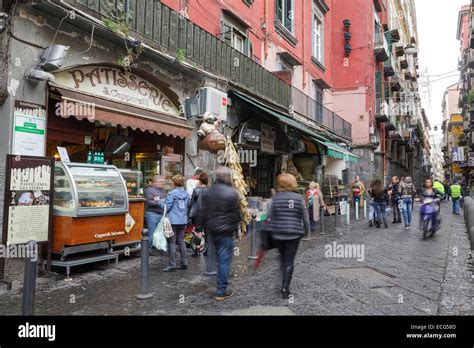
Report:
418,178,445,232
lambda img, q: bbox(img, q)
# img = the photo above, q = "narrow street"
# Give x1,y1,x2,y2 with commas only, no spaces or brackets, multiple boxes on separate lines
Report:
0,204,472,316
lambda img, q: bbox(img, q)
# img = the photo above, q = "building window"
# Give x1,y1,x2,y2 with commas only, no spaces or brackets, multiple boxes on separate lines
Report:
314,83,323,122
232,31,245,53
243,0,254,6
276,0,294,33
312,3,324,64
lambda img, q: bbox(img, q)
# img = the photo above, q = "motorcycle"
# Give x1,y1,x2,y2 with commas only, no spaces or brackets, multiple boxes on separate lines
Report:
419,197,440,239
183,224,207,256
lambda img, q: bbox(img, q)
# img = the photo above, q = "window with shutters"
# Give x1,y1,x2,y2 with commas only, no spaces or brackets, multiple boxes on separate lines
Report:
312,2,324,64
220,12,251,56
276,0,294,33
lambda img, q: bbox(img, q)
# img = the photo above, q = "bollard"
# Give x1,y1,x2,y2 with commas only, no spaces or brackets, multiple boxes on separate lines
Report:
248,214,258,258
363,199,367,219
320,206,326,235
346,201,350,225
469,226,474,251
467,206,474,232
204,232,217,275
21,241,38,316
136,229,153,300
355,200,359,221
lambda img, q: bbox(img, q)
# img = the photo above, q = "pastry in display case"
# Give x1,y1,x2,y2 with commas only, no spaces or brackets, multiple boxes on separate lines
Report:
53,162,128,217
118,169,144,199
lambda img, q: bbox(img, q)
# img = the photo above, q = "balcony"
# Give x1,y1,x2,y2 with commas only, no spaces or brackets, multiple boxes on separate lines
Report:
61,0,291,109
384,55,395,77
375,99,389,123
374,33,389,62
400,58,408,70
291,87,352,139
395,45,405,57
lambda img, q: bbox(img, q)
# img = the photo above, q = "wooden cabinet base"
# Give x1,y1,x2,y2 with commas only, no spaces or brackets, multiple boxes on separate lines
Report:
52,200,145,254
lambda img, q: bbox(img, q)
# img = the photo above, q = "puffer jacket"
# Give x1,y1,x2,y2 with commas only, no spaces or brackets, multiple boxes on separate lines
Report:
266,191,310,240
201,180,241,240
400,177,416,198
163,187,189,225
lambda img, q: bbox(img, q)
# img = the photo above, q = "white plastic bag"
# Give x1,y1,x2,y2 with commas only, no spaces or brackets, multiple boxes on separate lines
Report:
152,220,168,252
162,205,174,238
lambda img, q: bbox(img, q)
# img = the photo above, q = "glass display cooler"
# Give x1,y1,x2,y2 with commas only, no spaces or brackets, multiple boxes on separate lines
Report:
118,169,144,200
53,162,128,217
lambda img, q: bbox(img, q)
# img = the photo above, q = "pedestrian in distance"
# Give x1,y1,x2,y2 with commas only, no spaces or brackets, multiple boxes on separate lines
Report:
265,173,310,299
186,167,204,197
367,185,376,227
417,178,445,231
433,179,445,202
144,175,166,254
388,176,402,224
400,176,416,229
200,167,241,301
350,175,366,212
370,180,389,228
162,175,190,272
188,172,209,257
449,180,462,215
305,182,325,234
443,179,451,202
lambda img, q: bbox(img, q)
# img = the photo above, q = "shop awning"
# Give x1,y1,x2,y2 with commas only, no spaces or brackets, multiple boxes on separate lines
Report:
51,86,193,139
230,90,328,142
311,137,358,162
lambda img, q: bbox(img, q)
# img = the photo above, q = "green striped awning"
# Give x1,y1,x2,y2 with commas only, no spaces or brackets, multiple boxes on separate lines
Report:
311,138,358,162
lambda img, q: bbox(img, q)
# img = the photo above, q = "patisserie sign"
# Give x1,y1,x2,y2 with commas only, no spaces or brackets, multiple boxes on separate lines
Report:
54,66,180,117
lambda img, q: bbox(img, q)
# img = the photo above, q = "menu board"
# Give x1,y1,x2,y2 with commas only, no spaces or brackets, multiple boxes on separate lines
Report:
2,155,54,245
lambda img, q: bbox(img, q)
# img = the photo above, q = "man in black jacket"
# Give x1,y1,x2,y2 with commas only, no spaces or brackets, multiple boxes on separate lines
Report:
201,167,241,301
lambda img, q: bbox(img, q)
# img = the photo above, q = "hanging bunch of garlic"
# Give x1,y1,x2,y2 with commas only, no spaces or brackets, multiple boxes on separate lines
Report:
224,137,251,233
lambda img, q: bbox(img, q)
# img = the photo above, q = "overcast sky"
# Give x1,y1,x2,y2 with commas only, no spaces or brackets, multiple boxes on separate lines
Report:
415,0,467,137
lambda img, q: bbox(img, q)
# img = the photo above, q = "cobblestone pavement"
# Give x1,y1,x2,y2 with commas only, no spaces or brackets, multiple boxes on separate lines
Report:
0,203,472,315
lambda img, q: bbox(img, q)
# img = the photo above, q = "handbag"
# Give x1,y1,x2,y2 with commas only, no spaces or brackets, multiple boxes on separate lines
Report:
161,206,174,238
152,220,168,252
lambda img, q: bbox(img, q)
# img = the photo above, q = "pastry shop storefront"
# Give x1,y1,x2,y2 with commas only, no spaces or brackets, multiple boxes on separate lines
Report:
46,65,193,258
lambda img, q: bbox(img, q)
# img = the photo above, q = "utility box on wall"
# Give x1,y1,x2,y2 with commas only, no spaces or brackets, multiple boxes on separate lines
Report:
198,86,228,121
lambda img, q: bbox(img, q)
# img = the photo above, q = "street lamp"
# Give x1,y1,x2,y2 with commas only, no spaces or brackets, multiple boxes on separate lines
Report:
404,43,417,55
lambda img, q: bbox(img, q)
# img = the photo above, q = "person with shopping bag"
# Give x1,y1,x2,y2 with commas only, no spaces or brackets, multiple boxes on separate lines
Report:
144,175,166,254
162,175,190,272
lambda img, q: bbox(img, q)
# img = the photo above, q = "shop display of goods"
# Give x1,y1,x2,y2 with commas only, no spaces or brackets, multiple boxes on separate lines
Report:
223,137,251,233
79,200,115,207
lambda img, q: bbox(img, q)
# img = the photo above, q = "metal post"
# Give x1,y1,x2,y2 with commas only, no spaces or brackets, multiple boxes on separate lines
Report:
356,200,359,221
363,199,367,219
204,232,217,276
21,241,38,316
335,187,339,228
248,214,258,258
320,206,326,235
136,229,153,300
346,201,350,225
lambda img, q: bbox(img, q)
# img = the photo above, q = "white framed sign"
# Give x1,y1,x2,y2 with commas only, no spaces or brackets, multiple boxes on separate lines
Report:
12,101,46,156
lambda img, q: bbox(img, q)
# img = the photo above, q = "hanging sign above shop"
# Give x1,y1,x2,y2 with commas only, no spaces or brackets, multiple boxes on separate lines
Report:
53,66,181,117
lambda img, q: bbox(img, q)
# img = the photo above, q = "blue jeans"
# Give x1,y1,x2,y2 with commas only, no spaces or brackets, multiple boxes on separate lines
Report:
374,201,387,226
369,199,375,221
145,211,162,249
452,198,460,215
214,236,234,296
402,198,412,225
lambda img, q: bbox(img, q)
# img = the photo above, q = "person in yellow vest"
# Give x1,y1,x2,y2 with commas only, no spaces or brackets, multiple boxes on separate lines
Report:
450,181,462,215
433,179,445,202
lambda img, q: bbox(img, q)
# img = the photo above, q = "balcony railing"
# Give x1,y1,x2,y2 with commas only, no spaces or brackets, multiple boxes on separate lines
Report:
63,0,353,140
375,99,389,122
291,87,352,139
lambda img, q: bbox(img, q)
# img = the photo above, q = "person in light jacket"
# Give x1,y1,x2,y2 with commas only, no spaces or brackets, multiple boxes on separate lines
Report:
266,173,310,299
162,175,190,272
305,182,325,234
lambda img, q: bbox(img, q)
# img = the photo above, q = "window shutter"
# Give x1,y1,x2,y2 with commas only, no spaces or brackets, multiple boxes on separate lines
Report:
220,21,233,45
276,0,283,23
245,39,253,58
321,16,325,64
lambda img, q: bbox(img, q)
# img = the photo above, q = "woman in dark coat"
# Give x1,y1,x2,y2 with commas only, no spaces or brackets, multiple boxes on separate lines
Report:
266,173,310,299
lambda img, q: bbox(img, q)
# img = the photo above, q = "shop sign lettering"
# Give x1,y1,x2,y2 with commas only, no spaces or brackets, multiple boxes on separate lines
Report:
54,66,180,117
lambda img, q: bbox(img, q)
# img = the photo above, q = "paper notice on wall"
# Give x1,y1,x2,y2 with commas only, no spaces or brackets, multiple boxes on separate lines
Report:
125,213,135,234
12,101,46,156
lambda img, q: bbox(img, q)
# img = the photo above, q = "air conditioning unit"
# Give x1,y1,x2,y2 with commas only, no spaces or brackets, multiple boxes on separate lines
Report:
198,86,228,121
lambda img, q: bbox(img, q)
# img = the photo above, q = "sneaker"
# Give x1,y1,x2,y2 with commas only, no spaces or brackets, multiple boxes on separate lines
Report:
178,264,188,270
369,221,373,227
162,266,176,272
215,290,233,301
203,271,217,276
404,225,409,230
